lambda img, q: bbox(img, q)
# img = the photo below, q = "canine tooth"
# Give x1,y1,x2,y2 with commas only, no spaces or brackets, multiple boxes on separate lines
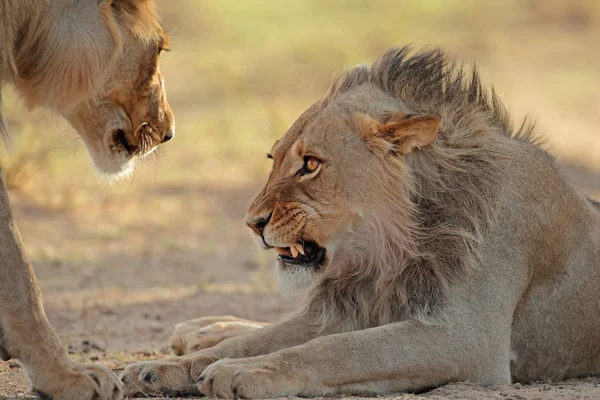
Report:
296,243,305,255
290,245,299,258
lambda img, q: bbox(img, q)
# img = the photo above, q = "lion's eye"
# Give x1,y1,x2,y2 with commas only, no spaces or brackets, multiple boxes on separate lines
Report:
306,157,320,172
297,156,321,177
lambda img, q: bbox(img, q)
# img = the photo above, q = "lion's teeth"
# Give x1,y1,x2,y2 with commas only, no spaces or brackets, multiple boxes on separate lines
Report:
288,244,305,258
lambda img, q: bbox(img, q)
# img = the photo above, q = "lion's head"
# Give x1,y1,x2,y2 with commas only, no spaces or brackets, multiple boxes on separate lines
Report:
4,0,174,177
247,47,528,329
246,92,439,292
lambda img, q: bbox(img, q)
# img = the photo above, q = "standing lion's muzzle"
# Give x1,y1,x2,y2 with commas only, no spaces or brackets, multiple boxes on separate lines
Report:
162,128,175,143
116,108,175,158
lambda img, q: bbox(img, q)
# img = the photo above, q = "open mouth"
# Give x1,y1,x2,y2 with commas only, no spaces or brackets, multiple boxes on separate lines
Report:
274,241,326,269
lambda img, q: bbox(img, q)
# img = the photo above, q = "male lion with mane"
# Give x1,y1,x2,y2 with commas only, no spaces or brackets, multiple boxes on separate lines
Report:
121,47,600,398
0,0,173,399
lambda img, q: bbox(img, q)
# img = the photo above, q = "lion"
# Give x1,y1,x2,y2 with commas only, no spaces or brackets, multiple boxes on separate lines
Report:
0,1,173,399
120,46,600,398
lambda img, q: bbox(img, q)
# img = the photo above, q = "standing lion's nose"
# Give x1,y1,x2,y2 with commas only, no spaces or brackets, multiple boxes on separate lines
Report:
162,128,175,143
246,213,271,237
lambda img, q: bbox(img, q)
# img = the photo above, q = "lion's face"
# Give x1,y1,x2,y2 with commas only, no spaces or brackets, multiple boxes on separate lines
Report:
9,0,175,178
65,32,174,177
246,106,352,290
246,95,439,290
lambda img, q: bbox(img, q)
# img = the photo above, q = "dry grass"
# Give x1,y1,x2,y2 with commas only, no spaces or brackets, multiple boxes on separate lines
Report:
3,1,599,198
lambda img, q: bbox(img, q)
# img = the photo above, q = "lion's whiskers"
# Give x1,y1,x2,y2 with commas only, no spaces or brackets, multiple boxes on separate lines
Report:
133,122,159,156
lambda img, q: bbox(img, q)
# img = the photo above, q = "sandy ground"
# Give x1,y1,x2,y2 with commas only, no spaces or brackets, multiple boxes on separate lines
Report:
0,165,599,399
1,365,599,400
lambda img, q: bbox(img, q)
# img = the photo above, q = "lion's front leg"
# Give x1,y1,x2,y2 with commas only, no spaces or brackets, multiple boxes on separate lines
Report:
199,319,511,398
0,291,123,400
121,315,318,397
0,174,122,400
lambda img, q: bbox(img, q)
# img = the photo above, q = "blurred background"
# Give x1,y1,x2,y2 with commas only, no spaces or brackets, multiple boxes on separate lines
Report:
1,0,599,364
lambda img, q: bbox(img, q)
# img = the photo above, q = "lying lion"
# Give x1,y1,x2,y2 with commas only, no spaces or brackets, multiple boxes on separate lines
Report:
0,1,173,399
121,46,600,398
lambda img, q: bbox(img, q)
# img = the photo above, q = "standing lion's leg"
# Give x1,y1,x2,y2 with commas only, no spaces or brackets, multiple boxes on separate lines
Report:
0,172,123,400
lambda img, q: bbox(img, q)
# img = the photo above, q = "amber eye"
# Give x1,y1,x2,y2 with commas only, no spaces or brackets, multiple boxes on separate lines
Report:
305,157,321,172
296,156,322,177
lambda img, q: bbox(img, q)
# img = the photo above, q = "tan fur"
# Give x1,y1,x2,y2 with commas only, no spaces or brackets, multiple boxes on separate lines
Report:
121,47,600,398
0,1,173,399
169,316,269,356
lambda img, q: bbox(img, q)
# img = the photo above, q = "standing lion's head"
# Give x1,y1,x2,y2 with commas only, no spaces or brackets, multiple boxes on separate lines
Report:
6,0,174,178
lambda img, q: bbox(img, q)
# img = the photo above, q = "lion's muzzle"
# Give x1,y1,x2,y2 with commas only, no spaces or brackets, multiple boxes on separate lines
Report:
246,202,327,270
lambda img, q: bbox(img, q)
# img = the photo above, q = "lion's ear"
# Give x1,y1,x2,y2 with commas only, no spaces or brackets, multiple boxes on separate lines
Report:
358,114,439,155
108,0,151,14
379,115,439,154
105,0,161,40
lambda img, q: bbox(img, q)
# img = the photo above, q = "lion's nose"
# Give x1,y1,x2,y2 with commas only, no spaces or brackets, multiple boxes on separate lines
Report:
246,213,271,237
162,128,175,143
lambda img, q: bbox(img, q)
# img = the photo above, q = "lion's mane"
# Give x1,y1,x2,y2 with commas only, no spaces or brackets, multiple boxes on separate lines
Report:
306,47,540,332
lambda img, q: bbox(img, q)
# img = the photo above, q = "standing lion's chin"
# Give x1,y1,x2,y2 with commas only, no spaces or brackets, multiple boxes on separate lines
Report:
77,128,137,181
91,151,136,181
64,102,139,180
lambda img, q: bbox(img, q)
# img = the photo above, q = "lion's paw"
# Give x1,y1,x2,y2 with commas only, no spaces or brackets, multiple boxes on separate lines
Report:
120,359,200,398
169,316,267,356
33,363,122,400
198,357,297,399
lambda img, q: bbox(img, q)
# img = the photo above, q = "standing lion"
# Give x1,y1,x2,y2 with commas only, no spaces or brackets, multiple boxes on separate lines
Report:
121,47,600,398
0,1,174,399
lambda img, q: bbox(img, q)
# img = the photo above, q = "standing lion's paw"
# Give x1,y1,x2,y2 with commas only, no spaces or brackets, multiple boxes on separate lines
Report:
32,363,122,400
120,359,200,398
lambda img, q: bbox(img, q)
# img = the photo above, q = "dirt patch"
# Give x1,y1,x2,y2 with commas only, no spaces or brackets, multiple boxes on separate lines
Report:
3,365,599,400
